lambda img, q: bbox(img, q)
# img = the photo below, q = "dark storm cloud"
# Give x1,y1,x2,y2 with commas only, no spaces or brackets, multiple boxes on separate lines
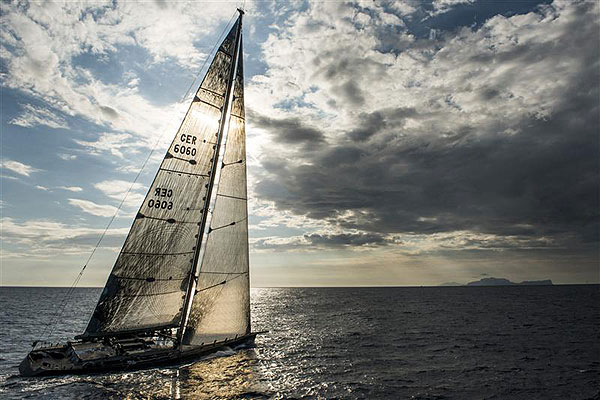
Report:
348,107,417,142
333,80,365,106
251,1,599,251
248,110,325,149
305,232,391,247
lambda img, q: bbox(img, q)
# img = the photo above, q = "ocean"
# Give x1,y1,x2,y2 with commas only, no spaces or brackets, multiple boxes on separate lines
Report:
0,286,598,399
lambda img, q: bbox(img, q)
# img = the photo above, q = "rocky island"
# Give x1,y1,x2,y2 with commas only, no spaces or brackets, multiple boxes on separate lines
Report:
439,278,554,286
466,277,553,286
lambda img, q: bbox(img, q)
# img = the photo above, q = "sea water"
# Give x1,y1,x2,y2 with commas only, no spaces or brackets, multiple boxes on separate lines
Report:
0,286,598,399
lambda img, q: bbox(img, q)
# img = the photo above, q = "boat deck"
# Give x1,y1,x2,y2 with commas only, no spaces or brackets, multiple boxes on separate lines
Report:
20,332,259,377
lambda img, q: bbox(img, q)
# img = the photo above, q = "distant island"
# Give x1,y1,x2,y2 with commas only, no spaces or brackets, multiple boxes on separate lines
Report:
439,277,553,286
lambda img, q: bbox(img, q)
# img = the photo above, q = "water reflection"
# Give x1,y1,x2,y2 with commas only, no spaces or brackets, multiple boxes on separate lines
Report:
1,349,271,400
164,349,270,399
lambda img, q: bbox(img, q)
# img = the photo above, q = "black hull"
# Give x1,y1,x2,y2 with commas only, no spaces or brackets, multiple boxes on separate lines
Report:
20,333,257,377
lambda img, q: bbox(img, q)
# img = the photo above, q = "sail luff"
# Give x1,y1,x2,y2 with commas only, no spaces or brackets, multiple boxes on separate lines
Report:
177,11,244,345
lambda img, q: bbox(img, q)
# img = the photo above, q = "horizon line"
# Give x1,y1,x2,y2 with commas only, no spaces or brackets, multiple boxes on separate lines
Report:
1,283,598,289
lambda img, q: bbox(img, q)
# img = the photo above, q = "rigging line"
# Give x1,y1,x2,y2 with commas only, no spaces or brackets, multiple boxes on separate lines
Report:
180,11,238,103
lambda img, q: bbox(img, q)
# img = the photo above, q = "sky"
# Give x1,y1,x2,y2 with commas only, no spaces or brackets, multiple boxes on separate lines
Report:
1,0,598,287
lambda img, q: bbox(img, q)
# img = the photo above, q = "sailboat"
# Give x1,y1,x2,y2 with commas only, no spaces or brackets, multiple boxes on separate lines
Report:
19,9,259,377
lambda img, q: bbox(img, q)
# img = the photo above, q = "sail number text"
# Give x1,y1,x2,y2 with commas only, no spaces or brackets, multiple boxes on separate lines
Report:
148,187,173,210
174,134,197,157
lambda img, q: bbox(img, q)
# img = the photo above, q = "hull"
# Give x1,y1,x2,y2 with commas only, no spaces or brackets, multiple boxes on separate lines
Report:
19,333,257,377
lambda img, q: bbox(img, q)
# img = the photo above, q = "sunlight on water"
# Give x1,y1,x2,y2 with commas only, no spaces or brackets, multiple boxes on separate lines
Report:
1,286,599,399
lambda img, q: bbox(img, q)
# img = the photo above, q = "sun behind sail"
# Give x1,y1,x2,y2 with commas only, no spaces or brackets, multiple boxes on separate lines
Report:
82,20,241,337
183,39,250,346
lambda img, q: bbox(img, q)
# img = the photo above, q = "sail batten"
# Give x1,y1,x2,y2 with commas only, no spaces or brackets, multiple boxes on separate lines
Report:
82,17,243,338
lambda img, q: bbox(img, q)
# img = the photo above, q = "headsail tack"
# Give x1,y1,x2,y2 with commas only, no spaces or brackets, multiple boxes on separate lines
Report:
82,17,244,338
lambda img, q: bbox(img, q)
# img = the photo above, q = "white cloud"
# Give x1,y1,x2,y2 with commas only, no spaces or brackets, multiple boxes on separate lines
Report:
1,159,41,177
9,103,68,129
0,217,128,258
68,198,118,217
57,186,83,192
33,185,83,192
431,0,476,15
0,1,228,161
58,153,77,161
74,132,136,159
94,179,146,208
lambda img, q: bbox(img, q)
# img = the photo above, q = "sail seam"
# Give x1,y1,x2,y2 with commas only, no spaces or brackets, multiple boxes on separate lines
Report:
113,275,186,281
222,159,244,167
217,193,247,200
165,153,197,164
115,290,181,297
199,87,226,98
199,270,246,275
217,48,233,58
208,216,248,233
194,96,222,110
159,168,208,177
137,214,199,224
195,272,248,293
121,251,195,256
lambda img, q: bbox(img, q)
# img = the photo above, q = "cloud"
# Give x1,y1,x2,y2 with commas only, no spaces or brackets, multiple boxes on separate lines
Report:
248,0,599,254
0,1,227,159
35,185,83,192
58,186,83,192
94,179,145,208
0,217,128,258
431,0,476,15
58,153,77,161
306,232,392,247
68,198,118,217
74,132,139,159
1,160,41,177
248,110,326,150
9,103,68,129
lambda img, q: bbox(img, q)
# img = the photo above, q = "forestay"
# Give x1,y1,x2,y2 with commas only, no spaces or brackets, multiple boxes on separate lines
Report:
82,21,240,337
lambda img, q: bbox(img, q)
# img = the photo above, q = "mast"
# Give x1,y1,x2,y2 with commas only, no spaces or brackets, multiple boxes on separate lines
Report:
177,9,244,346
